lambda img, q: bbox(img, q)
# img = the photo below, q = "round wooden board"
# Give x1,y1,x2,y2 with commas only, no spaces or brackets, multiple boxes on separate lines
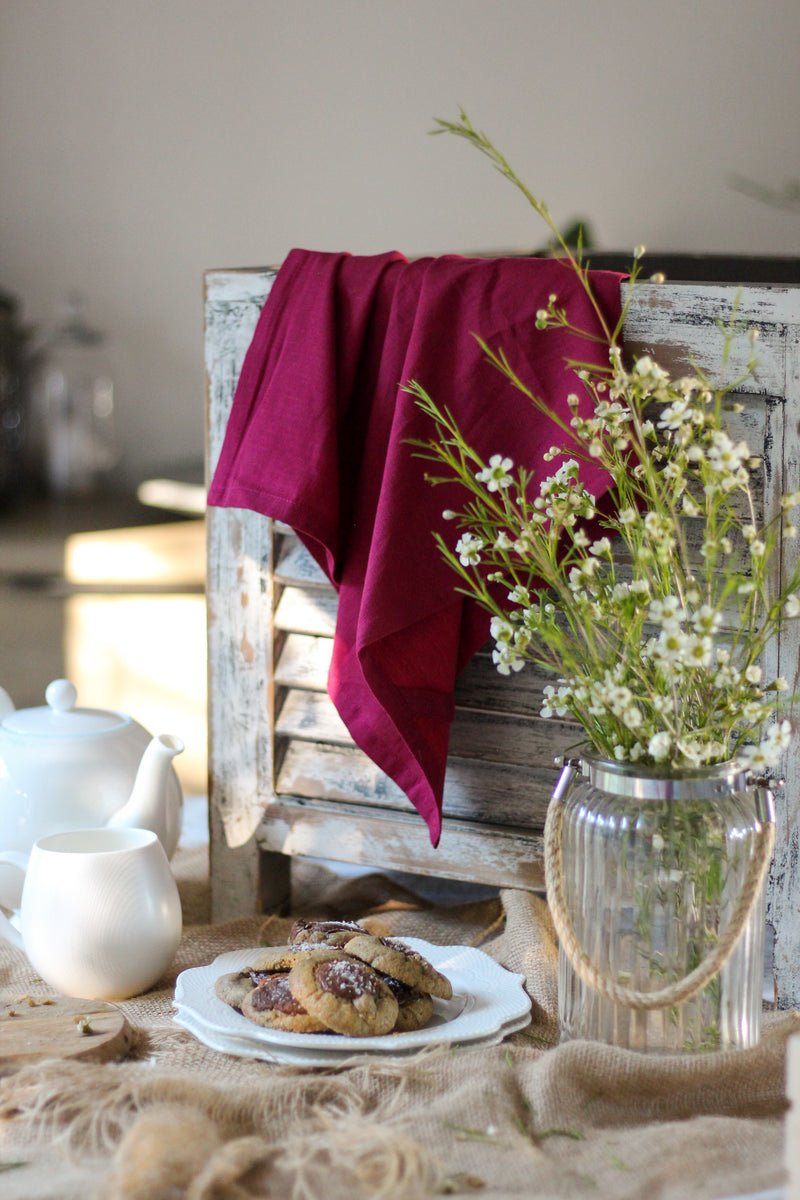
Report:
0,995,133,1066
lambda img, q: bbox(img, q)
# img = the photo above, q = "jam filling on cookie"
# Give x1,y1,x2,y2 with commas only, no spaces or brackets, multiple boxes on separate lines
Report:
249,973,306,1016
379,972,417,1003
249,968,277,986
316,958,381,1000
290,919,365,941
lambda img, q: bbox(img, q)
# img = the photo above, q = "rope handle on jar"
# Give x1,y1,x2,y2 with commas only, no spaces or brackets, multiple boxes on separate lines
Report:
543,760,777,1012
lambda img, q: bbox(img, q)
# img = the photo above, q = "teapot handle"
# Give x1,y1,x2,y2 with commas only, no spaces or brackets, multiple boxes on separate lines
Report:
0,852,28,950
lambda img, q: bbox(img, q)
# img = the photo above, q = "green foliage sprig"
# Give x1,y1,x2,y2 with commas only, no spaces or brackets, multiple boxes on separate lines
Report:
410,111,800,771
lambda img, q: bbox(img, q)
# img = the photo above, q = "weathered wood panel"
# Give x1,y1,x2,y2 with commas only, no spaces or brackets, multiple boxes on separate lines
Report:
275,686,578,769
275,627,552,715
276,740,553,826
206,268,800,1010
274,536,329,588
769,321,800,1007
205,269,287,920
274,586,337,637
274,632,331,691
256,797,546,890
622,282,797,394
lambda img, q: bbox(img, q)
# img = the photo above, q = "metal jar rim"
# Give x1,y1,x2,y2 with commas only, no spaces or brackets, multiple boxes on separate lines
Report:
570,749,752,801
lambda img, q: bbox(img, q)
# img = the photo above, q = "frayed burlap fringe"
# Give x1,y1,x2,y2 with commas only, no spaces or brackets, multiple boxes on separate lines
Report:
102,1099,444,1200
1,1059,233,1157
2,1052,455,1200
0,1044,454,1154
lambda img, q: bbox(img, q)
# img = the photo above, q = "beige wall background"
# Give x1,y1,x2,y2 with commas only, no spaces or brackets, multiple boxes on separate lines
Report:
2,0,799,487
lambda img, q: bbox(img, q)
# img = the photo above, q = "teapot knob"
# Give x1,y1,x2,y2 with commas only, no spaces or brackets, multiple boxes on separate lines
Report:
45,679,78,712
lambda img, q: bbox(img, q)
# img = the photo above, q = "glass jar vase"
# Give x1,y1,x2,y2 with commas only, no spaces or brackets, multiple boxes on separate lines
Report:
545,752,776,1053
29,294,118,498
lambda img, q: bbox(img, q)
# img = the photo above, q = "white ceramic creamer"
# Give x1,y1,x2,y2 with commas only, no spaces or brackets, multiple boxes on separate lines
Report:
0,827,182,1000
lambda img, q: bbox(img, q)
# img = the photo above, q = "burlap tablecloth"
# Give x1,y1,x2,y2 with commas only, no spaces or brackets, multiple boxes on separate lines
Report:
0,839,796,1200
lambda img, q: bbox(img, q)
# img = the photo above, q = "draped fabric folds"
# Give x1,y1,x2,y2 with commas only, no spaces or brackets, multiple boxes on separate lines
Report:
208,249,625,845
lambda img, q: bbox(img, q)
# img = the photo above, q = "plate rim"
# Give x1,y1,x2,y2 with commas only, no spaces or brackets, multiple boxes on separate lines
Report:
173,1000,535,1065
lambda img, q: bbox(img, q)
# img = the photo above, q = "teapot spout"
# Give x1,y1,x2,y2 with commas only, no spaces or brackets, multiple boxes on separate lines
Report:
106,733,184,850
0,687,15,721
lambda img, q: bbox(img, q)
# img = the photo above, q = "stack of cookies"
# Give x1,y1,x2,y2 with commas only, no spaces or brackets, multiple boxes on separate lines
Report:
214,919,453,1037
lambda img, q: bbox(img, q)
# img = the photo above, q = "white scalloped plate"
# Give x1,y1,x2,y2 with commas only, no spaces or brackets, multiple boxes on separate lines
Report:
173,937,531,1060
173,1000,534,1066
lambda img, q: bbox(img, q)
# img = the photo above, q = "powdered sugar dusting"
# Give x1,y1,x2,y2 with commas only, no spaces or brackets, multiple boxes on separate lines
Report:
317,956,380,999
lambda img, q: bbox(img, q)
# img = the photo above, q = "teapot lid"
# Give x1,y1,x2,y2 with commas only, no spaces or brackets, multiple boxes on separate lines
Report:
1,680,131,737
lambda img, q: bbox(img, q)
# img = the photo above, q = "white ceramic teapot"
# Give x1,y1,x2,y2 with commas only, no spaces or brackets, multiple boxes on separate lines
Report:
0,679,184,911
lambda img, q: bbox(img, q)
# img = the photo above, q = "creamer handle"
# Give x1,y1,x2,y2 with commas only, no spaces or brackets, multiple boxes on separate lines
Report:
0,851,28,950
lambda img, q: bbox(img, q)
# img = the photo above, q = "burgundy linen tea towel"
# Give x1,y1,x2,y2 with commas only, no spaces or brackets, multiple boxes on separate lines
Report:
208,249,625,845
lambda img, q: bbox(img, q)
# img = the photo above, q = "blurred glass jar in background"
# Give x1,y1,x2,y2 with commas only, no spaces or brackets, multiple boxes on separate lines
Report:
29,295,119,499
0,288,29,507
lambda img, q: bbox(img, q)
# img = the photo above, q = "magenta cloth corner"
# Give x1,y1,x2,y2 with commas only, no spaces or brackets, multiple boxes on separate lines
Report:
207,250,626,846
